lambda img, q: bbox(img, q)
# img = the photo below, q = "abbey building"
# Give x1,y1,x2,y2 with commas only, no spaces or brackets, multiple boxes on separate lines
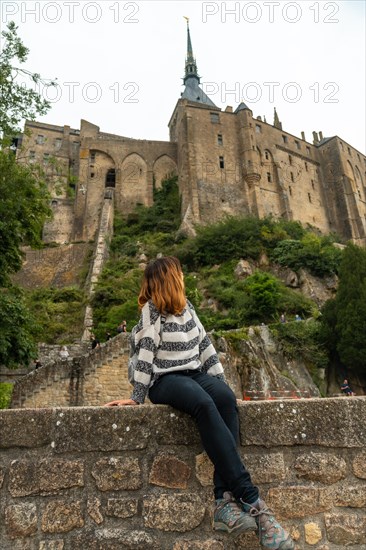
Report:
19,25,366,246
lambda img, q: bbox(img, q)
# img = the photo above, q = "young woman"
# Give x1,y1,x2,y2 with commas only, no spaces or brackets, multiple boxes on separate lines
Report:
105,256,294,549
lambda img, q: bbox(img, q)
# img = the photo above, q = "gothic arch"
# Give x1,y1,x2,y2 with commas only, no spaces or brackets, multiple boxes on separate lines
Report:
153,155,177,189
117,153,148,212
87,149,116,186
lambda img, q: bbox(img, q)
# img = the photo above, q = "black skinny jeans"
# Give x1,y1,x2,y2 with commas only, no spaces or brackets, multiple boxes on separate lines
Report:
149,370,259,504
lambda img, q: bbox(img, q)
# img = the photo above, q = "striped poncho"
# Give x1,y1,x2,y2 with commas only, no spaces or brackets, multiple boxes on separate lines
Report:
130,300,225,404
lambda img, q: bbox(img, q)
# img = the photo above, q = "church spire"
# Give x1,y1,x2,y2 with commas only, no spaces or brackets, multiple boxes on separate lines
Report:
183,17,200,84
180,18,217,107
273,107,282,130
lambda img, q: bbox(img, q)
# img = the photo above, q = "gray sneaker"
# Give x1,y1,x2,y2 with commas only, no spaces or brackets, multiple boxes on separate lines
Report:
213,491,257,535
241,498,295,549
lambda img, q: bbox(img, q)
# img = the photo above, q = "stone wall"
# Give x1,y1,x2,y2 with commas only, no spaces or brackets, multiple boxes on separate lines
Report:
10,334,131,409
1,398,366,549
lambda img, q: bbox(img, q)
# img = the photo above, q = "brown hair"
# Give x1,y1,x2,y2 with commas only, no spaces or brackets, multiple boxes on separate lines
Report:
138,256,186,314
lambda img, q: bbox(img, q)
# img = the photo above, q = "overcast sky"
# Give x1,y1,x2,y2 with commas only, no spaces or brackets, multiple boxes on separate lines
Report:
2,0,365,153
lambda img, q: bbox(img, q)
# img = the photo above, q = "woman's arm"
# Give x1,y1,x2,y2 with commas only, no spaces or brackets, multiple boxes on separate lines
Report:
104,399,139,407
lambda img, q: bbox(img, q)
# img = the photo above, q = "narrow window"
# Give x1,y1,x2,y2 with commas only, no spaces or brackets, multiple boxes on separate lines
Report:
106,168,116,187
305,162,308,172
295,140,301,150
54,138,62,149
219,156,225,169
90,152,96,163
340,142,344,150
265,151,269,160
267,172,272,182
306,146,311,155
29,150,36,162
311,179,315,189
288,155,292,165
37,134,45,145
43,153,50,163
255,124,262,134
289,186,292,196
308,193,312,203
357,153,360,161
282,135,288,144
217,134,223,146
290,172,294,182
210,112,220,124
90,172,95,178
348,147,351,156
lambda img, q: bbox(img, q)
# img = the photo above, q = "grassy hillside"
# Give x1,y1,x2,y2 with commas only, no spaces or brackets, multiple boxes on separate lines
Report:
90,176,342,378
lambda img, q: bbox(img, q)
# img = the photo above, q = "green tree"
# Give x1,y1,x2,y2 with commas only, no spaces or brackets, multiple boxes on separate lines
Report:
0,151,51,286
0,22,54,367
0,21,55,139
0,287,38,367
321,243,366,384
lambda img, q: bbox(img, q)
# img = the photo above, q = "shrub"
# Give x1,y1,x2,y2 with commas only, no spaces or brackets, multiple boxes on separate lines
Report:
0,383,13,409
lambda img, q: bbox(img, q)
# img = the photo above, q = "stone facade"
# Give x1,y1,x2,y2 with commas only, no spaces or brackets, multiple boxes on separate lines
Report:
1,398,366,549
17,28,366,246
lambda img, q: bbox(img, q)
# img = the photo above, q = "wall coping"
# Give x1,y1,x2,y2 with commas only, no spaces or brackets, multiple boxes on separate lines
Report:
1,397,365,451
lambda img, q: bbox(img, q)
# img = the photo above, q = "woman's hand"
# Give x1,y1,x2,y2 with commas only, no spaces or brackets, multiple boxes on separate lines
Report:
104,399,139,407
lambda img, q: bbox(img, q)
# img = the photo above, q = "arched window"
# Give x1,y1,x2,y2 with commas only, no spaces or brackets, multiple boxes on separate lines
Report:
105,169,116,188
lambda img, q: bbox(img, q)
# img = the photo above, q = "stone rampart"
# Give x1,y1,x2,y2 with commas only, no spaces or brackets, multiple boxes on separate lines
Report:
10,334,131,409
1,398,366,549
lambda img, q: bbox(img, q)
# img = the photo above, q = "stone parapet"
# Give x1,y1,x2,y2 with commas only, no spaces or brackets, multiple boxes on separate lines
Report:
1,398,366,549
10,334,130,409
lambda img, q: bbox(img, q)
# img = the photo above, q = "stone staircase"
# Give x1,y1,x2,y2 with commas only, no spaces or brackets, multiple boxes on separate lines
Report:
10,333,132,409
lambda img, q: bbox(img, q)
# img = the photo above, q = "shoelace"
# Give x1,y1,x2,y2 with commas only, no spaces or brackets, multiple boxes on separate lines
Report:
218,499,243,523
248,505,280,538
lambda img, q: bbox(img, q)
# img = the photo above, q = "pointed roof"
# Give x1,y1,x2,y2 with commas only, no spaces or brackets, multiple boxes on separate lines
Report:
273,107,282,130
235,102,251,113
181,20,217,107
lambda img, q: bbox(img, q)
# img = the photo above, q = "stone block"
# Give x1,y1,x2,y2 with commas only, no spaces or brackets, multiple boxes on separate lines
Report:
195,452,214,487
331,483,366,507
151,406,200,445
239,398,366,448
242,452,286,484
143,493,205,532
39,541,65,550
106,498,138,518
325,512,366,545
8,459,84,497
173,540,225,549
91,457,141,491
87,497,103,524
39,459,84,493
304,522,322,545
352,450,366,478
8,459,38,496
267,486,331,519
41,500,84,533
236,530,261,549
71,528,157,549
294,451,347,484
52,407,151,452
5,503,38,538
149,454,191,489
0,409,53,448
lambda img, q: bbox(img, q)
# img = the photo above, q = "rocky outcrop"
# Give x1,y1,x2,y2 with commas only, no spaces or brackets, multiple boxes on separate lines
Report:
214,325,320,400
